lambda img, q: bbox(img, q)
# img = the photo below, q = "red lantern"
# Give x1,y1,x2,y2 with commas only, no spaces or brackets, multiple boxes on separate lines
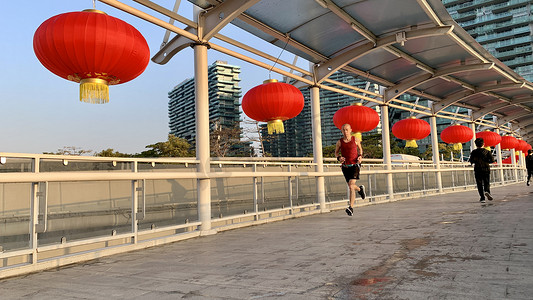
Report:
525,143,532,152
517,139,528,153
392,117,430,148
475,130,501,149
440,124,473,150
242,79,304,134
333,103,380,141
500,136,518,150
33,10,150,103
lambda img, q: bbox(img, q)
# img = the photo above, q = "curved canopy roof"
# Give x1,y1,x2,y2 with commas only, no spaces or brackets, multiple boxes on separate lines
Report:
182,0,533,142
104,0,533,143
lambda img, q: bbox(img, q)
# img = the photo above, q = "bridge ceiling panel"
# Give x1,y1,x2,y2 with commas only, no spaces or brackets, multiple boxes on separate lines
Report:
338,0,431,36
417,78,459,96
353,51,418,83
186,0,533,141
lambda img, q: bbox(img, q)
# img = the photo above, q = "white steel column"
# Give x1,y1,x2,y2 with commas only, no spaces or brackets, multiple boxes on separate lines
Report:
430,115,443,192
310,86,327,211
469,122,477,153
194,43,213,234
380,104,394,199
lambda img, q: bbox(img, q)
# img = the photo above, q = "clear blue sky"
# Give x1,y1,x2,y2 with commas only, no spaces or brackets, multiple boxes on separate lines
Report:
0,1,307,154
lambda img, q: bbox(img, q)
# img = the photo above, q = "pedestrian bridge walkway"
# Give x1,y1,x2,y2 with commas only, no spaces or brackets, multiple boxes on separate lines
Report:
1,183,531,299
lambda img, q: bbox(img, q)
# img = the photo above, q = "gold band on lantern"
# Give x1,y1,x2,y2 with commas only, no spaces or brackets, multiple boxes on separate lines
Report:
80,78,109,104
263,79,278,84
82,9,107,15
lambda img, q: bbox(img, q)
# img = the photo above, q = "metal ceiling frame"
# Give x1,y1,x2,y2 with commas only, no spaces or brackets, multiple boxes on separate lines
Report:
99,0,533,141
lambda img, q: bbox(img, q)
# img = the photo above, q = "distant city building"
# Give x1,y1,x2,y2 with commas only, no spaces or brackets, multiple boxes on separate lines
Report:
444,0,533,82
261,72,381,157
168,60,249,156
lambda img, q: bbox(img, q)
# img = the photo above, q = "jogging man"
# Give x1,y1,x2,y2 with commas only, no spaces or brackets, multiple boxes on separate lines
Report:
335,123,366,216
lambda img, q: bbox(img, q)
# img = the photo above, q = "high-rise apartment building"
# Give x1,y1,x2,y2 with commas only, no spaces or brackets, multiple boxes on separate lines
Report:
261,72,381,157
168,60,243,149
444,0,533,82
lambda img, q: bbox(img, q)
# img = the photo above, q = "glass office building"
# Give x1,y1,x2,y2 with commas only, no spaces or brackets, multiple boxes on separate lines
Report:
443,0,533,82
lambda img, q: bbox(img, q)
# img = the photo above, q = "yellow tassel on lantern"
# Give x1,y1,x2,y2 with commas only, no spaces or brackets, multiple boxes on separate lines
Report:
484,146,491,151
351,131,362,141
267,119,284,134
515,150,520,156
453,143,463,150
80,78,109,104
405,140,418,148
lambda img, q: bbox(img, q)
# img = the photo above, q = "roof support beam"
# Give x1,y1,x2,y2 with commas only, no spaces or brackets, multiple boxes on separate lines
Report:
199,0,261,41
497,111,532,125
433,90,475,112
515,118,533,129
472,96,533,120
314,26,453,84
384,63,493,102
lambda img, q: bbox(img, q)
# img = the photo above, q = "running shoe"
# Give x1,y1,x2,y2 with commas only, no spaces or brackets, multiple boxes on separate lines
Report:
358,185,366,200
484,192,493,201
345,206,353,216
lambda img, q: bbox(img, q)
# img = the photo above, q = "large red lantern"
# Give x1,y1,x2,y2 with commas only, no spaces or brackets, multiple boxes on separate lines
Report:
33,10,150,103
440,124,473,150
392,117,430,147
333,103,380,140
242,79,304,134
475,130,501,149
500,135,518,150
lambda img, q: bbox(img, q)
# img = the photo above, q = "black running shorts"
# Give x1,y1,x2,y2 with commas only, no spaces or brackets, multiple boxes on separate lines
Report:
341,164,360,182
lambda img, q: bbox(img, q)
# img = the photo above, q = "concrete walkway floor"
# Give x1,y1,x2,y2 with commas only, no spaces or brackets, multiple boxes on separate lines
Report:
1,183,532,299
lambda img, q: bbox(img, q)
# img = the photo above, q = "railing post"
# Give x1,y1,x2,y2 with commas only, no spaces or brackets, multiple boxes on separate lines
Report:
380,104,394,200
430,115,443,193
30,156,39,264
288,164,293,212
132,161,138,244
253,164,258,219
310,85,327,212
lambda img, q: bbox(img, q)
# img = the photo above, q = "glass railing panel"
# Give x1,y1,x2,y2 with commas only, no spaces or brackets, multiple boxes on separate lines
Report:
0,183,31,252
292,165,316,206
40,159,133,172
39,181,132,246
210,176,254,218
139,179,197,230
260,175,290,211
0,158,33,173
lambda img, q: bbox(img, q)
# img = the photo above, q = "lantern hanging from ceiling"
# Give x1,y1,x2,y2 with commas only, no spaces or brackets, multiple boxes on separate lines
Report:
242,79,304,134
500,135,518,150
517,139,528,153
33,9,150,104
475,130,501,150
332,103,380,141
391,117,431,148
440,124,473,150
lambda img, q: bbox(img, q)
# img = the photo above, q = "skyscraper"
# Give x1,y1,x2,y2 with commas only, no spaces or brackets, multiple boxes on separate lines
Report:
168,60,245,154
444,0,533,82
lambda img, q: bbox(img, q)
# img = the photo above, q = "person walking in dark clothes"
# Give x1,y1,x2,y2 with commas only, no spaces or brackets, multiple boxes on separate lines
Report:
526,149,533,186
468,137,495,203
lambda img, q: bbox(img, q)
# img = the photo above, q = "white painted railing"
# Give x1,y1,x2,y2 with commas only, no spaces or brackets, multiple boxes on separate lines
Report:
0,153,525,278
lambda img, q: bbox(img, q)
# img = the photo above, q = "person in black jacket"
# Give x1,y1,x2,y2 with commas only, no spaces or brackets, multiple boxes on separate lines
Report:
526,149,533,186
468,138,495,203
